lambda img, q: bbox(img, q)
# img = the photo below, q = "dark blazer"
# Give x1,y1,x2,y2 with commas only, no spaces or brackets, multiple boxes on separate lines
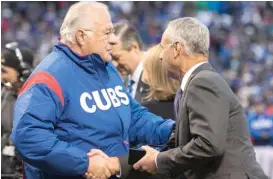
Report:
134,72,150,103
142,98,175,120
156,63,268,179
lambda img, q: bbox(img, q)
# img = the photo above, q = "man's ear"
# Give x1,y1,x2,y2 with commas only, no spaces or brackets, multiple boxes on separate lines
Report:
75,30,85,46
129,41,140,52
173,42,182,59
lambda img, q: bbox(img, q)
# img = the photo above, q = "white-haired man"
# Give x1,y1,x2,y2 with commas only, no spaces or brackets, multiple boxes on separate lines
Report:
11,2,175,179
133,17,268,179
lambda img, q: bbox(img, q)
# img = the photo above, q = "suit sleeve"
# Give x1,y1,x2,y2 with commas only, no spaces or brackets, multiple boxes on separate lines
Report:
128,94,175,145
10,83,89,176
157,77,229,176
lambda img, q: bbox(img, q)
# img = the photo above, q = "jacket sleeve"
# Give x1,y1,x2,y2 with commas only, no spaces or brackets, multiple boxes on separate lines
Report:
10,83,89,176
128,94,175,145
156,77,229,176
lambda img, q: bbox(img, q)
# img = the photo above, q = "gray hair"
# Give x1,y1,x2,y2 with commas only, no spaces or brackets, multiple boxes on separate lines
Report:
60,1,108,44
165,17,210,56
114,21,143,51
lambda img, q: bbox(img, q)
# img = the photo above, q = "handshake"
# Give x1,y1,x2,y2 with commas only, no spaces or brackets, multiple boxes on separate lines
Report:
84,133,175,179
85,149,120,179
84,146,160,179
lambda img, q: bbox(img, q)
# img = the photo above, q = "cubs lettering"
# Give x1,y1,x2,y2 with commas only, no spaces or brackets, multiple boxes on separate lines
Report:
80,85,129,113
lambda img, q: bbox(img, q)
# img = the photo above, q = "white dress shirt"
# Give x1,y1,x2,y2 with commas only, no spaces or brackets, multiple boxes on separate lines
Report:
180,61,208,91
129,61,143,98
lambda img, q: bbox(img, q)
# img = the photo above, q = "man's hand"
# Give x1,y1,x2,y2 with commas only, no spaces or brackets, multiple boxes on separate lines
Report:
108,157,120,175
1,65,19,84
133,146,159,174
85,152,116,179
88,149,120,174
85,149,120,179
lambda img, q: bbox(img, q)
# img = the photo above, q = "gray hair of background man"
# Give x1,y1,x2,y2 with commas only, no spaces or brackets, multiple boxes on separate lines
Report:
165,17,210,57
60,1,108,44
114,21,143,51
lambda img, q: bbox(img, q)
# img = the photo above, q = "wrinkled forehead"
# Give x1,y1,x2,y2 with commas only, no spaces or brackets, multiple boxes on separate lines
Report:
89,9,113,31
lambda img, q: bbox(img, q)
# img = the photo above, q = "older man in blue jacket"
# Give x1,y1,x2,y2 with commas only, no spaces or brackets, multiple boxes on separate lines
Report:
10,2,175,179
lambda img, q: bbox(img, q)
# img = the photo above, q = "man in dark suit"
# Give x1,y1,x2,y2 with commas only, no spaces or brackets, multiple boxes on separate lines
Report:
112,21,149,103
133,17,268,179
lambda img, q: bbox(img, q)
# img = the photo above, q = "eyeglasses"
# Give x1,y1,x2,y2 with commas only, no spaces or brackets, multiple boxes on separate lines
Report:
81,28,115,39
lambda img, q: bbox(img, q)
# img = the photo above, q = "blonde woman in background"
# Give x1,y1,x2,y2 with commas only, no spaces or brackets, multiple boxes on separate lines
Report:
141,44,180,120
127,44,184,179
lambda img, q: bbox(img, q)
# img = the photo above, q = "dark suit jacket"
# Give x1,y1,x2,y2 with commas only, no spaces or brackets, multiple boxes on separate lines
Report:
142,98,175,120
156,63,268,179
134,72,150,103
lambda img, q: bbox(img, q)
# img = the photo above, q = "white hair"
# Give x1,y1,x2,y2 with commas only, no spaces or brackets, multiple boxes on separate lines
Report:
60,1,108,44
165,17,210,56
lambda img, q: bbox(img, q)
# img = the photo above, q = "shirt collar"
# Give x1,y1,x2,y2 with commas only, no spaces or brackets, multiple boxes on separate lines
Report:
131,60,143,84
181,62,207,91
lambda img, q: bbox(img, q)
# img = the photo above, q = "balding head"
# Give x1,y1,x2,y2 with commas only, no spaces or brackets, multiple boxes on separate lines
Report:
60,2,109,44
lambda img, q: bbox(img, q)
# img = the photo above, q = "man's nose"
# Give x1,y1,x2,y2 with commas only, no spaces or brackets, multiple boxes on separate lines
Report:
109,33,118,45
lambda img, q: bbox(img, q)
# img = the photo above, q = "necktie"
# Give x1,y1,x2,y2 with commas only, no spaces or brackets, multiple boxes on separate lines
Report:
128,79,135,95
174,89,183,119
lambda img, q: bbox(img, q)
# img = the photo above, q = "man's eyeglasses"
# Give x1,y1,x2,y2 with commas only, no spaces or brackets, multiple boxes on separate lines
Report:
81,28,115,39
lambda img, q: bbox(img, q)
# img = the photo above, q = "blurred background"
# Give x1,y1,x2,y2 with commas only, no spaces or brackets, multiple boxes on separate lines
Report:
1,1,273,179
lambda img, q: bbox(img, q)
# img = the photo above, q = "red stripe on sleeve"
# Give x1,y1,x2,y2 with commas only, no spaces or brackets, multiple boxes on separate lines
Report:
19,71,64,107
123,140,129,145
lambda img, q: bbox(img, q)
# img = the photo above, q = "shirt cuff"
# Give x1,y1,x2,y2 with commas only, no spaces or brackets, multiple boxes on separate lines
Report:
155,152,159,169
116,159,122,178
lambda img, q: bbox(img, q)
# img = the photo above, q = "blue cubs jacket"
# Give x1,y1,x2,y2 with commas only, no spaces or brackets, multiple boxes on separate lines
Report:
10,42,175,179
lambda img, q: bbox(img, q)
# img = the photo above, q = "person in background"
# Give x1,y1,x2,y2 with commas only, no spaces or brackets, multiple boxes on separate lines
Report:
1,42,33,92
141,44,180,120
128,44,183,179
1,42,34,176
112,21,149,103
247,95,273,146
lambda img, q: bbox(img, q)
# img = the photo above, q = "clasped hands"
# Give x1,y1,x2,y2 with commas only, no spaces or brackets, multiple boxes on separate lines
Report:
85,146,159,179
85,149,120,179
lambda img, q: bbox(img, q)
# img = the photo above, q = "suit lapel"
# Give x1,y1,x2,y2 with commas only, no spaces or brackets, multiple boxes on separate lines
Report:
180,62,214,106
134,72,143,102
183,62,214,95
175,62,215,144
135,72,149,103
